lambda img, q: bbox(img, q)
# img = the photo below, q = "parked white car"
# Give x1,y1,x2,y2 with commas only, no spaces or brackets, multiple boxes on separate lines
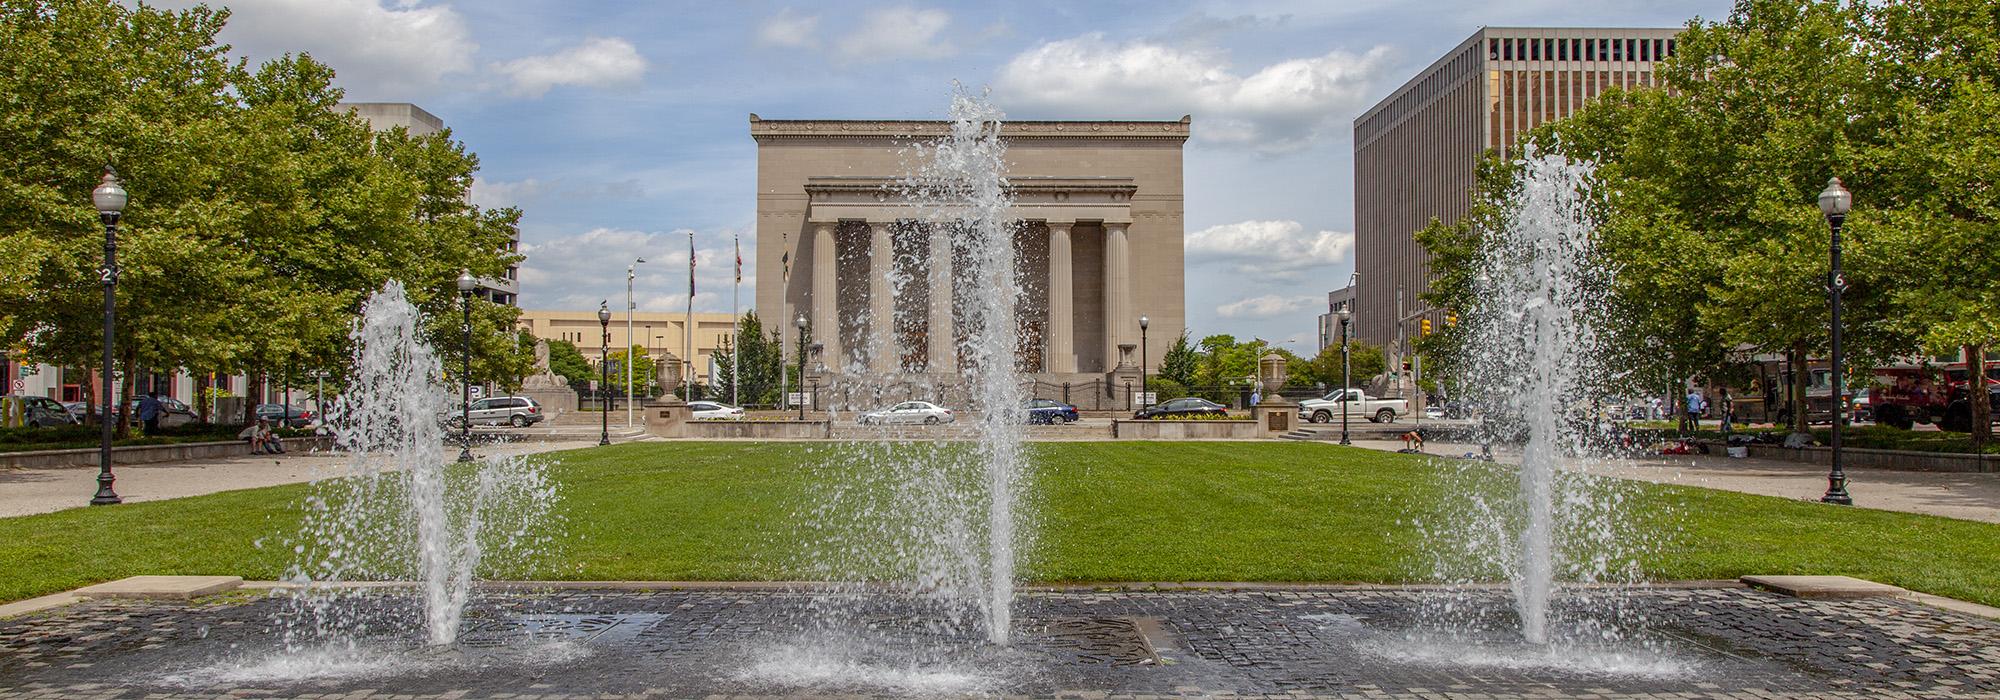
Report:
689,401,745,420
859,401,955,425
449,396,545,427
1296,389,1409,424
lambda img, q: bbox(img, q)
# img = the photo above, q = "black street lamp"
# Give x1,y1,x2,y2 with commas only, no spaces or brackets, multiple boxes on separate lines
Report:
598,301,612,446
1338,308,1353,446
1819,177,1854,505
1139,315,1150,408
796,313,809,420
456,270,477,462
90,166,126,506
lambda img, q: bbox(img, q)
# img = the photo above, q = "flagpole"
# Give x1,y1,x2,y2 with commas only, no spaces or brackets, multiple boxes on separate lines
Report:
732,233,740,407
686,230,695,400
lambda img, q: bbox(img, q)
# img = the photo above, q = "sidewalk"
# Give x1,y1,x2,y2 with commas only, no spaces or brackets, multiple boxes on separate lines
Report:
0,440,596,518
1350,438,2000,524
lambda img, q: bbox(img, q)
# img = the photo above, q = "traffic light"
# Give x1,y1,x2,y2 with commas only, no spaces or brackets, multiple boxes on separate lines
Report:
1446,312,1458,327
1420,318,1433,336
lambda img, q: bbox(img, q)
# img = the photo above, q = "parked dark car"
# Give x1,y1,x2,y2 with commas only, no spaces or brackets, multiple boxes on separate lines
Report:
1133,397,1228,420
2,395,79,427
1023,398,1079,424
255,403,315,429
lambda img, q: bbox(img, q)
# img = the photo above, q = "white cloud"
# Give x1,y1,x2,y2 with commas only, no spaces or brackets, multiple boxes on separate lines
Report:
1217,294,1321,319
517,227,753,314
756,8,820,48
471,177,646,209
995,33,1391,153
470,177,547,210
1186,220,1354,274
492,37,648,98
836,6,955,63
190,0,475,98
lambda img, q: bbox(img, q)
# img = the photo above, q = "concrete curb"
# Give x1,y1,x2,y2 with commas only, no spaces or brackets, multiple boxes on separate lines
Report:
13,576,1994,625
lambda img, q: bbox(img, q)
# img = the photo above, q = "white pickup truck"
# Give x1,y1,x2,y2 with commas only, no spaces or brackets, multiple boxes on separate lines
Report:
1297,389,1409,424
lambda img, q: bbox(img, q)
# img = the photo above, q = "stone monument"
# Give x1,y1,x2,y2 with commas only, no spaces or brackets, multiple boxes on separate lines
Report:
1251,352,1296,434
519,339,579,412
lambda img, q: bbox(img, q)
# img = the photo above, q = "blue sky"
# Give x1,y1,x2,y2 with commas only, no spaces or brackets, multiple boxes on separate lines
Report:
184,0,1730,349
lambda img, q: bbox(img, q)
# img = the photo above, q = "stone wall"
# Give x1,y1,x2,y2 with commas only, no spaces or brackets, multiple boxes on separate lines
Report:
1111,419,1263,440
1,436,337,470
683,420,833,440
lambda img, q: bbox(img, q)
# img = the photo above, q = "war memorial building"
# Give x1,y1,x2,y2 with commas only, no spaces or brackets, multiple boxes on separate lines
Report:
750,115,1189,408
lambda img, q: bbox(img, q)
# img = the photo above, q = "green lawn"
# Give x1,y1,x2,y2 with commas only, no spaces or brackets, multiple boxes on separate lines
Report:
1,441,1995,607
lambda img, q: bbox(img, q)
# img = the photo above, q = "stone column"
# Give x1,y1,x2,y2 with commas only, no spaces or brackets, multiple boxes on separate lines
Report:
811,222,840,369
1102,222,1132,369
869,221,895,373
928,223,955,372
1045,221,1076,373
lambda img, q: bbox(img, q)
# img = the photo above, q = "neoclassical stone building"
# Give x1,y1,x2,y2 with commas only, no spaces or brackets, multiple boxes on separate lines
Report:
751,115,1188,405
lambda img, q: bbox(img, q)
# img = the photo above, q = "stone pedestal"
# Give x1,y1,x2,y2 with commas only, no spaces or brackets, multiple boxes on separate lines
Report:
1108,364,1142,412
642,396,691,438
1251,400,1296,435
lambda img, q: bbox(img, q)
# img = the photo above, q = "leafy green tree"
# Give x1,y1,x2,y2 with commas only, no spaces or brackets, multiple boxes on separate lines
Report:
714,312,784,405
546,339,593,386
1158,330,1198,386
603,345,655,397
1299,341,1386,390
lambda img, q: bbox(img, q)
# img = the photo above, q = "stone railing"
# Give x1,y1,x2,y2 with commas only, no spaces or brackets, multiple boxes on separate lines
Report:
1111,419,1263,440
1718,441,1998,473
681,420,833,440
1,436,337,470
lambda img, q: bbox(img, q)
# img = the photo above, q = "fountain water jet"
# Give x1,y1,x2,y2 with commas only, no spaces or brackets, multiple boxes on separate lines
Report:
275,281,560,653
1413,148,1662,652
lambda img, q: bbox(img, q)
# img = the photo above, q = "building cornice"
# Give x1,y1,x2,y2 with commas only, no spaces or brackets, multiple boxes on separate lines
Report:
750,114,1191,143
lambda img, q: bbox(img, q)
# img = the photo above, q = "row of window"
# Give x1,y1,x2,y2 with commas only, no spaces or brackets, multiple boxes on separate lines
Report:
1490,36,1676,64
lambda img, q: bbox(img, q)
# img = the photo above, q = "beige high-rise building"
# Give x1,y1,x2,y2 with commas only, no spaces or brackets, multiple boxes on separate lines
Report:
1352,27,1680,349
750,115,1188,404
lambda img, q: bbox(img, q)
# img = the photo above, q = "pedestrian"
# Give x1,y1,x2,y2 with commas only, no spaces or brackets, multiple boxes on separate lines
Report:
138,391,161,436
1650,396,1663,421
1249,387,1261,407
1685,387,1707,431
1720,387,1735,433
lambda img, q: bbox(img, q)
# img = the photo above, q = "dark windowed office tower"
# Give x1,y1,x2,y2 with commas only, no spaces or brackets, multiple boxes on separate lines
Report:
1351,27,1680,349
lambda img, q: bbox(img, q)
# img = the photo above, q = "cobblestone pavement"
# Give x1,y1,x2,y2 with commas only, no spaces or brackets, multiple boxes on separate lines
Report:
3,586,1997,698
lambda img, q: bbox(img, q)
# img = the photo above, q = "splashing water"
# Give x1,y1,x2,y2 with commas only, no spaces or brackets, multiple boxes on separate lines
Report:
1414,149,1662,650
276,281,560,652
777,85,1030,675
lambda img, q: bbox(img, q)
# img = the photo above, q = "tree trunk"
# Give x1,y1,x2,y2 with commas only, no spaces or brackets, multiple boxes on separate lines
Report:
195,373,210,424
116,349,137,439
81,365,95,422
1970,343,1991,451
1790,341,1811,435
244,370,262,425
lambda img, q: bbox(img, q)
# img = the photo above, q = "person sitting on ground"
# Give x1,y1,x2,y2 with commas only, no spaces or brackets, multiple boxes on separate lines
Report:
239,419,284,455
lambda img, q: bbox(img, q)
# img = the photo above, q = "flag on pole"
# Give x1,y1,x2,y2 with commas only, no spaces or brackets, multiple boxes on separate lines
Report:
688,231,697,298
734,234,742,284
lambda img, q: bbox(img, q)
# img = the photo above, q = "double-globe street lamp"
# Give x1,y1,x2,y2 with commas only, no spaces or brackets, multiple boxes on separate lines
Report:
1819,177,1854,506
598,301,612,446
1338,307,1353,446
90,166,127,506
796,314,809,421
456,271,477,463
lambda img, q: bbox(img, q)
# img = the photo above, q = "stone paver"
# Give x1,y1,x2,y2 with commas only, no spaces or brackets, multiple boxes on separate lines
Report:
71,575,243,600
1740,575,1908,600
1349,438,2000,524
1,586,1996,698
0,440,597,518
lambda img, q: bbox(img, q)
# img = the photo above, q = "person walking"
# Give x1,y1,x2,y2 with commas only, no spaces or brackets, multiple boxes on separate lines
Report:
138,391,161,436
1720,387,1735,433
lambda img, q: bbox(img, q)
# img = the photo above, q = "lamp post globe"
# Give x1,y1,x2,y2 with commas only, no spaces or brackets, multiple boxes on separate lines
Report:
90,166,127,506
795,314,809,420
1818,177,1853,506
1337,308,1352,446
598,301,612,446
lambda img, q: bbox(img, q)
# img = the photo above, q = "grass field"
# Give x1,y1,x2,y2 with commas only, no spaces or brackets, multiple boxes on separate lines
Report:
1,441,1995,606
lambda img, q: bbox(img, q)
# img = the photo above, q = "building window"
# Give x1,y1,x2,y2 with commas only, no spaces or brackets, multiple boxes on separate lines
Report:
1489,38,1500,60
1503,39,1514,61
1666,39,1677,58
